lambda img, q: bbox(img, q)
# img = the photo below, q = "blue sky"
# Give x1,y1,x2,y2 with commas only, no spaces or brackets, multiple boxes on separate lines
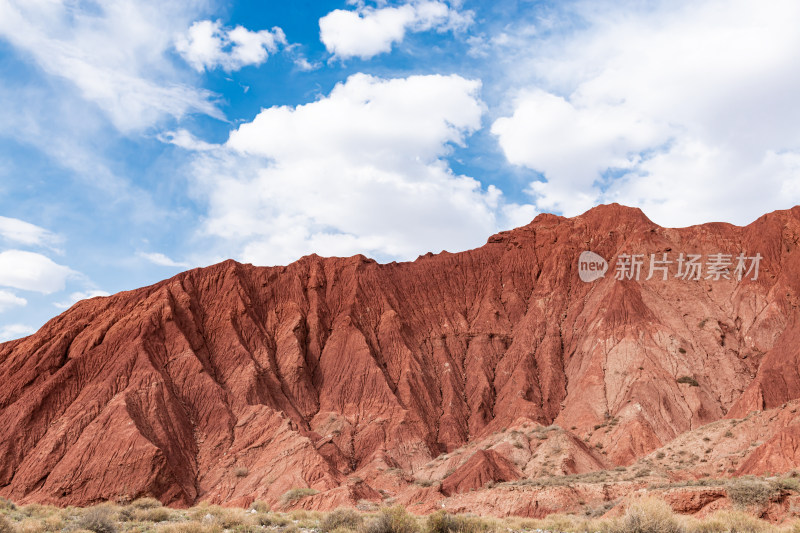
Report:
1,0,800,340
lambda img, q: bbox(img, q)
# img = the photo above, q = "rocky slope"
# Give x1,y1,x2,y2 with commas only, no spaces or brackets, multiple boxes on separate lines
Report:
2,204,800,515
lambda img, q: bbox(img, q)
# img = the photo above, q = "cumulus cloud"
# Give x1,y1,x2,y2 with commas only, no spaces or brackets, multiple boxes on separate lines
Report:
0,250,75,294
0,216,59,248
53,290,111,310
320,1,473,59
491,0,800,226
0,323,35,342
138,251,190,268
188,73,532,265
176,20,286,72
0,290,26,312
0,0,221,132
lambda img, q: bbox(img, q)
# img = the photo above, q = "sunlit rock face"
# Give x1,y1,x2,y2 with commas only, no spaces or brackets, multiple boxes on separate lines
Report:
2,203,800,513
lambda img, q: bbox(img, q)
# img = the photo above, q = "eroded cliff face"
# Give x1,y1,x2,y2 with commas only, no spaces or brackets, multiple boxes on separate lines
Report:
2,204,800,513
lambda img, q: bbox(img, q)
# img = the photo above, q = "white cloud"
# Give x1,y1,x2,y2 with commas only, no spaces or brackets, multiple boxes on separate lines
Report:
187,73,531,265
0,0,222,132
176,20,287,72
138,252,190,268
53,290,111,310
0,290,26,312
491,0,800,226
0,323,35,342
0,216,59,248
319,1,473,59
0,250,74,294
158,129,218,151
293,56,320,72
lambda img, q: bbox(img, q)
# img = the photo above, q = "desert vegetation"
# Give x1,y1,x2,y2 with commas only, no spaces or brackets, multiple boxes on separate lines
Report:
1,491,800,533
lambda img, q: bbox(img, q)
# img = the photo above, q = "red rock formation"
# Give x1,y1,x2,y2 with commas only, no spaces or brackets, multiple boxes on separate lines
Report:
440,450,521,496
738,421,800,476
2,203,800,513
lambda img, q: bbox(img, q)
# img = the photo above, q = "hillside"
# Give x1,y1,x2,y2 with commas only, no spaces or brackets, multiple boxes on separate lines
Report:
2,204,800,516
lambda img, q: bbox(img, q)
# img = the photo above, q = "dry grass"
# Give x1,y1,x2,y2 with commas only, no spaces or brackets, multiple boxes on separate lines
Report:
134,506,172,522
690,510,772,533
0,486,797,533
0,515,15,533
508,513,614,533
321,508,363,532
726,478,777,509
184,504,252,529
364,506,420,533
426,511,486,533
249,500,270,513
130,497,162,509
615,496,685,533
280,488,319,505
77,507,117,533
158,521,222,533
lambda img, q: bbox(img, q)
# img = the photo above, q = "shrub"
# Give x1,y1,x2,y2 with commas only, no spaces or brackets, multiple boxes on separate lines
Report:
137,507,171,522
231,526,259,533
14,519,45,533
426,511,488,533
33,515,64,533
539,514,586,533
187,506,246,528
0,515,14,533
214,509,247,529
78,507,117,533
321,508,363,532
281,488,319,505
365,506,419,533
289,509,322,528
249,500,269,513
614,497,684,533
726,479,776,509
233,467,249,478
775,477,800,492
158,521,222,533
130,497,162,509
117,507,134,523
676,376,699,387
0,498,15,511
696,510,769,533
19,505,51,518
258,514,289,527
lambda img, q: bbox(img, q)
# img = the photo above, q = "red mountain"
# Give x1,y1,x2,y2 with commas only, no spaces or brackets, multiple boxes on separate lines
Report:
2,204,800,515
